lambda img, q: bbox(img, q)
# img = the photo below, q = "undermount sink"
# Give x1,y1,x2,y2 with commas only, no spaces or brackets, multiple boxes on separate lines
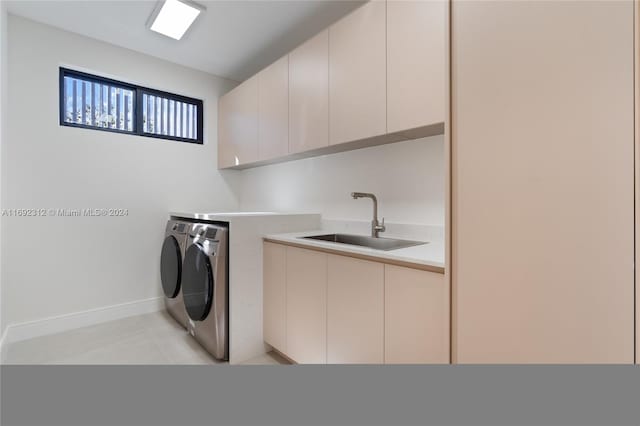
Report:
300,233,427,251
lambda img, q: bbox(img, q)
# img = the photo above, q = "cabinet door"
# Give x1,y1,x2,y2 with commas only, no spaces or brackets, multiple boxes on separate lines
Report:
289,30,329,154
286,247,327,364
385,265,448,364
258,56,289,161
329,0,386,145
327,255,384,364
218,75,258,168
452,0,634,363
263,242,286,351
387,0,445,132
634,1,640,364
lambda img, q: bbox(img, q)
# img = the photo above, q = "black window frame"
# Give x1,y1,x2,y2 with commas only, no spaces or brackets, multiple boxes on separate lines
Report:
59,67,204,145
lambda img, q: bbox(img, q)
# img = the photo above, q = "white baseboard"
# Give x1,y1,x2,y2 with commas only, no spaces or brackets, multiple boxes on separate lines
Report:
0,297,164,358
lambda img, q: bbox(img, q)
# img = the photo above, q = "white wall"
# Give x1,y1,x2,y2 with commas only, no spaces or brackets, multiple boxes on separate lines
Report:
239,135,445,226
1,16,240,329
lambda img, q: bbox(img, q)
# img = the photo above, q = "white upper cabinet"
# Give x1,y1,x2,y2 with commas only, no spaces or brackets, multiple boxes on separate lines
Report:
289,30,329,154
258,56,289,161
218,75,258,168
387,0,445,132
328,0,386,145
218,0,447,169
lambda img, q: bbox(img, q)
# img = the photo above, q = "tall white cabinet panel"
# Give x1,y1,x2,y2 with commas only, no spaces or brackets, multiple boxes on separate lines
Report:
635,0,640,365
452,0,635,363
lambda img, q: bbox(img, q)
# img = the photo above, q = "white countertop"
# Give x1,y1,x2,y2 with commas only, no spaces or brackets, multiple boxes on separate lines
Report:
170,212,445,271
170,211,316,221
264,230,444,272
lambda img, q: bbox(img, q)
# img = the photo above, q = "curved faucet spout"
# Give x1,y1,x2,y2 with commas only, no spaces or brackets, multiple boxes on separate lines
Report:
350,192,385,238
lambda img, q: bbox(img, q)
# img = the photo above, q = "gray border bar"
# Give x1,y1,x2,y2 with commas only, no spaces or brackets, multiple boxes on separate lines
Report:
2,365,639,426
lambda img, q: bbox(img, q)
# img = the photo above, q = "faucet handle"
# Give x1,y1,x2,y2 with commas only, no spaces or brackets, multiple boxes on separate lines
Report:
377,217,386,232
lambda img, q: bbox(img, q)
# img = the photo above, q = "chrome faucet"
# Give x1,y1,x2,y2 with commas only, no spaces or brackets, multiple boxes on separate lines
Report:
351,192,386,238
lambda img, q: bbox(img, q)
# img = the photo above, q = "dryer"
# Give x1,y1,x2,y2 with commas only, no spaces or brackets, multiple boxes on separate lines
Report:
181,223,229,361
160,219,190,328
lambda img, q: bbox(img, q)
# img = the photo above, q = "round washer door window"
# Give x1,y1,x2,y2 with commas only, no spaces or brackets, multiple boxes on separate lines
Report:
182,244,213,321
160,235,182,299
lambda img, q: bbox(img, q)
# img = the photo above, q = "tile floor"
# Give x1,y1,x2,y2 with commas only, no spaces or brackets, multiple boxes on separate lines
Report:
2,310,288,365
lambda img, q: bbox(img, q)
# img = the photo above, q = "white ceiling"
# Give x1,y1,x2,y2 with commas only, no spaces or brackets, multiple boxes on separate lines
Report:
6,0,365,82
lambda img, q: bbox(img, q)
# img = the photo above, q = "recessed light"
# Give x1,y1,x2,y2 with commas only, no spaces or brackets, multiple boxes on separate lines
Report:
149,0,204,41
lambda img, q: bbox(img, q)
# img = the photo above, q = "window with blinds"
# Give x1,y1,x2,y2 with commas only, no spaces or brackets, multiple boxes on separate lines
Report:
59,68,203,144
141,91,202,141
61,72,135,132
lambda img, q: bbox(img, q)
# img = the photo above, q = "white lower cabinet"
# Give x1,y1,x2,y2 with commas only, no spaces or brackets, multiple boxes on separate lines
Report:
385,265,449,364
263,242,287,351
284,246,327,364
263,242,449,364
327,255,384,364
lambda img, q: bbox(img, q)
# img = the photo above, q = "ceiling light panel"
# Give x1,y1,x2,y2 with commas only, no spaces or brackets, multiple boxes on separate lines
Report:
149,0,203,41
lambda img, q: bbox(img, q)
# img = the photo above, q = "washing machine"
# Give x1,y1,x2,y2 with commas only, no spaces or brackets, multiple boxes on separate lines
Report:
160,219,190,328
181,223,229,361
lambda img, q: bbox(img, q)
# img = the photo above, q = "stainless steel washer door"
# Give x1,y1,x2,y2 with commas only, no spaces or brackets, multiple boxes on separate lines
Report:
182,243,213,322
160,235,182,299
